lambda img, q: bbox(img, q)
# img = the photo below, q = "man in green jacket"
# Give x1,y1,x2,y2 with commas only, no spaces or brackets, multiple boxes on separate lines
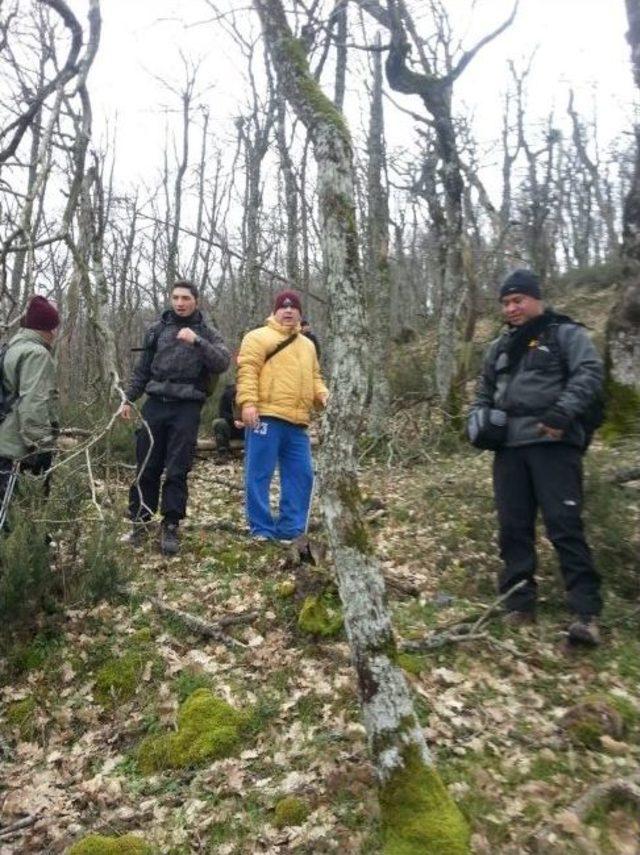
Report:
0,296,60,522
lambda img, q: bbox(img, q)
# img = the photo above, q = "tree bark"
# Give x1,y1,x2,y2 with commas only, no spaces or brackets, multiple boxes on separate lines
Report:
252,2,469,851
605,0,640,430
366,35,392,436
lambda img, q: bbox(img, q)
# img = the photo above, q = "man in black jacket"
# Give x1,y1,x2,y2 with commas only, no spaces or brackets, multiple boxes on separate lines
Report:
120,281,230,554
470,269,604,646
212,382,244,457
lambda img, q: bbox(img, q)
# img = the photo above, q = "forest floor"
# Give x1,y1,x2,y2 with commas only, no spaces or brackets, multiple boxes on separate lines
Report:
1,434,639,854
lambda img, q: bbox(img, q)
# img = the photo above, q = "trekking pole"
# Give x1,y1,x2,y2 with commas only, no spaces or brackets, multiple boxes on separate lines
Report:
0,462,19,532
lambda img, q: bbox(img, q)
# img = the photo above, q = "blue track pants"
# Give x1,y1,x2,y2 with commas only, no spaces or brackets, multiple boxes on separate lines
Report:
244,417,313,540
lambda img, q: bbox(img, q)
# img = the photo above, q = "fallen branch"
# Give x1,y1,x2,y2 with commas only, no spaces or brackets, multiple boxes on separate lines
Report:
147,596,257,648
400,581,528,653
0,813,41,840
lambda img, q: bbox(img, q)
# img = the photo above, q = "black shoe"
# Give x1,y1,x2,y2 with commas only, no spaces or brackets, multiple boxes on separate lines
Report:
568,616,601,647
160,522,180,556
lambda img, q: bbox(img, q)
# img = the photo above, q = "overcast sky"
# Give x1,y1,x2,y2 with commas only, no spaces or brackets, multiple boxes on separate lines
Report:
82,0,636,188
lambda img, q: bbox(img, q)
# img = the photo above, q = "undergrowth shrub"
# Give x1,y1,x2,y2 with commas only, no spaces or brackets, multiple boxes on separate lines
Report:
0,483,53,631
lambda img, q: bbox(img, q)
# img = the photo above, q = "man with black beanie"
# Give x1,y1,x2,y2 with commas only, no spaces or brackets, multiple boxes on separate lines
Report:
120,281,230,555
469,269,604,646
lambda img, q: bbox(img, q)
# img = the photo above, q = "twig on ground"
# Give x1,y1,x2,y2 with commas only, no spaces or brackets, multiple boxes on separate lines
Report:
400,580,528,653
468,579,528,635
0,813,41,839
146,596,256,649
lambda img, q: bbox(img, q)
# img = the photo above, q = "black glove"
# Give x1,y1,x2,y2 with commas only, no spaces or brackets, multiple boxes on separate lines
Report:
22,450,53,475
540,405,571,431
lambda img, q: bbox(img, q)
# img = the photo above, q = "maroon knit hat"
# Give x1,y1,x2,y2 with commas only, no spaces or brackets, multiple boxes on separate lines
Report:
21,295,60,331
273,289,302,313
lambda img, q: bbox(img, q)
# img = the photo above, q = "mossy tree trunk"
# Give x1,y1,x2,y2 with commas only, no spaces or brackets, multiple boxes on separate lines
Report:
605,0,640,430
252,2,469,851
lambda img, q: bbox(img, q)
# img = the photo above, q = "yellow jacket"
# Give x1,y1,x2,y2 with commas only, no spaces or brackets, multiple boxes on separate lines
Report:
236,316,328,426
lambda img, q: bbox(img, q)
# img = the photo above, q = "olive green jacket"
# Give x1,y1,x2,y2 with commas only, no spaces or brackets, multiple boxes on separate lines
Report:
0,329,59,460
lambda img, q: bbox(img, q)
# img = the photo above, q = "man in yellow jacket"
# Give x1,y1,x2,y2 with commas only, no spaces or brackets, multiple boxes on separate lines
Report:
236,290,328,541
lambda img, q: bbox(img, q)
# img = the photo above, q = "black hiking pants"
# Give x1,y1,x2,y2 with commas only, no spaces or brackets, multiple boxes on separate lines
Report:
128,398,202,525
493,444,602,617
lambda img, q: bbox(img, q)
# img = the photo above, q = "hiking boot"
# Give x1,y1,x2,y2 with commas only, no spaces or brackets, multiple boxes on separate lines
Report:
120,523,149,548
568,616,601,647
504,610,537,627
160,522,180,556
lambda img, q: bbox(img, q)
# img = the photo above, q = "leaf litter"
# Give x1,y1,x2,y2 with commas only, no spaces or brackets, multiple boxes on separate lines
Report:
0,446,639,853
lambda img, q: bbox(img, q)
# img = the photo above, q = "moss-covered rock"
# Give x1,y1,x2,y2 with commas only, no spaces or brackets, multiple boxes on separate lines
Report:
297,595,343,638
137,688,250,774
560,699,625,749
276,580,296,598
273,796,310,828
67,833,153,854
379,745,470,855
6,695,38,740
93,651,147,706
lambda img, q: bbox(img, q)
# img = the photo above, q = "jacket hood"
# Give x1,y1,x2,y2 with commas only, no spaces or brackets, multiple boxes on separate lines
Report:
266,315,301,335
11,327,52,350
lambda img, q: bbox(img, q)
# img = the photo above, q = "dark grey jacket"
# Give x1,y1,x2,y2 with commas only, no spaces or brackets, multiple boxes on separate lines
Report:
126,310,230,403
473,320,604,449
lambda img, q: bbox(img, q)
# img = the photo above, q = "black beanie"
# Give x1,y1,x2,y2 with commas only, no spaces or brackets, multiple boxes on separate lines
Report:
499,269,542,301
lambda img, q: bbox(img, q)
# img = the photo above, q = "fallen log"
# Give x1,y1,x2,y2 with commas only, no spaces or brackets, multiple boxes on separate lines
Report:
147,596,258,649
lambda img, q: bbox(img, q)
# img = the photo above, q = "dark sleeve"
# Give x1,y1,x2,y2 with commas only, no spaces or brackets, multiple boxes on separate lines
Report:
309,332,320,359
470,340,499,412
552,325,604,420
126,326,157,402
197,324,231,375
219,386,235,421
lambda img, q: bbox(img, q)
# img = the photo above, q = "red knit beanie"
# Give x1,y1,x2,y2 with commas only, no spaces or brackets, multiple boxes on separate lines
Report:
273,289,302,313
21,295,60,331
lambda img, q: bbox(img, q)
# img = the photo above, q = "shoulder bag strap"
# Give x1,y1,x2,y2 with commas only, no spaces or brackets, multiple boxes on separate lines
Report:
264,333,298,364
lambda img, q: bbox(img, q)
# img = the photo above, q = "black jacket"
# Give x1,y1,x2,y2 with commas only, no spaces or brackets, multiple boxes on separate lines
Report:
472,311,603,449
127,310,230,403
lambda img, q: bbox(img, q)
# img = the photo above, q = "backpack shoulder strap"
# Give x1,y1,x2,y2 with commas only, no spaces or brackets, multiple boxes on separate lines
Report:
264,333,298,364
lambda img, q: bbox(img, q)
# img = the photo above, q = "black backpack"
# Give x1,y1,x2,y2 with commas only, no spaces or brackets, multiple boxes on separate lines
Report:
544,323,606,448
0,342,18,424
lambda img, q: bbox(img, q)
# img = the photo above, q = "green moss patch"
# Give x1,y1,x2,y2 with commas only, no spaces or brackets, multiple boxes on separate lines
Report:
137,688,250,774
273,796,310,828
297,595,343,638
93,650,148,706
6,695,38,740
397,653,426,676
67,833,153,854
379,745,470,855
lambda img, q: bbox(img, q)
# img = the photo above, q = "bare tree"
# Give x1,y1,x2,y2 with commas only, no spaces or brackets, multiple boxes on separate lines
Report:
252,1,469,850
605,0,640,415
355,0,517,415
